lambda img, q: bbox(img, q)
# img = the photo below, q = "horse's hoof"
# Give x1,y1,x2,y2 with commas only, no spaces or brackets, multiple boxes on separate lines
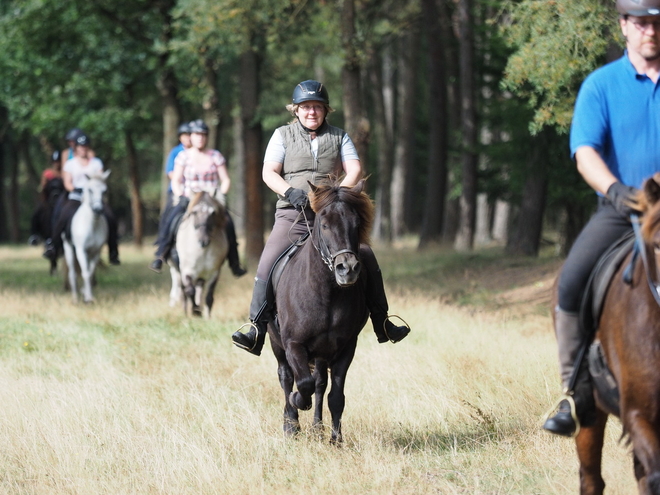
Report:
283,419,300,437
289,391,312,411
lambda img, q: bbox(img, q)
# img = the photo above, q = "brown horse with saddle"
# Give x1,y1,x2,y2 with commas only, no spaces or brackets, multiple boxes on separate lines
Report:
556,174,660,494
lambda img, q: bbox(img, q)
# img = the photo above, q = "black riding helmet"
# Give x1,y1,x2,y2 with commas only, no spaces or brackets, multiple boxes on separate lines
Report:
617,0,660,16
292,80,329,105
51,150,61,162
76,134,90,147
65,128,83,142
189,119,209,134
177,122,191,135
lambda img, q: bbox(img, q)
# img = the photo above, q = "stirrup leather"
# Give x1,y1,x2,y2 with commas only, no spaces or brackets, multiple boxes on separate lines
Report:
382,314,410,342
233,321,260,352
543,390,581,438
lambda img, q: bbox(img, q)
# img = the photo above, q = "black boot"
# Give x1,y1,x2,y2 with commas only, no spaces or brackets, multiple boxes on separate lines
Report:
109,250,120,266
543,308,594,437
363,253,410,344
225,215,247,277
543,375,595,437
43,238,56,261
150,258,163,273
232,279,269,356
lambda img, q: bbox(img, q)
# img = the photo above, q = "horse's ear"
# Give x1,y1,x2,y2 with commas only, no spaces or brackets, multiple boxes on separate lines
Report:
102,170,111,180
308,181,319,194
644,175,660,206
351,179,365,195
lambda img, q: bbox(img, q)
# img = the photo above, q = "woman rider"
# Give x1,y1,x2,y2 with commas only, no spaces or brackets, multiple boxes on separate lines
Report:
45,133,120,265
232,80,410,356
151,119,246,277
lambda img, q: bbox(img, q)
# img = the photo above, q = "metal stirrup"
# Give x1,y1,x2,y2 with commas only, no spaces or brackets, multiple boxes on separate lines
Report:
382,314,410,342
234,321,260,352
542,392,581,438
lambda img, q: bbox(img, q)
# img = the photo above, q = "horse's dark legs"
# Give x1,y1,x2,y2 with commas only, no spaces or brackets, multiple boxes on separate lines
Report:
286,342,314,411
272,343,299,436
575,408,608,495
313,359,328,435
327,341,358,444
626,409,660,494
204,277,218,317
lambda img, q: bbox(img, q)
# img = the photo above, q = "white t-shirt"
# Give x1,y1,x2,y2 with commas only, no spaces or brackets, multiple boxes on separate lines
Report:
263,128,359,164
64,157,104,190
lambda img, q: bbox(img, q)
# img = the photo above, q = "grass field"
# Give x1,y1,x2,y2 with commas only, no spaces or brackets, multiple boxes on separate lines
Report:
0,241,637,494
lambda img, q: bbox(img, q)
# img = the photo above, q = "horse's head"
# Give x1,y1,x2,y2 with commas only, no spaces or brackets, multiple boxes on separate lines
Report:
186,191,226,248
82,170,110,215
309,180,374,287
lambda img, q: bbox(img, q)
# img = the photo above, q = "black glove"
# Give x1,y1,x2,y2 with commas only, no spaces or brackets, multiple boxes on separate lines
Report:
607,182,640,217
284,187,309,211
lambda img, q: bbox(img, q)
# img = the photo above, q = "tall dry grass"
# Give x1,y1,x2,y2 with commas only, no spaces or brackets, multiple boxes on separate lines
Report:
0,242,636,494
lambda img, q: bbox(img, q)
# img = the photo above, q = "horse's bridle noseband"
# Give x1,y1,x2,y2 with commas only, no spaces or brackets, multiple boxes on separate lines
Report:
297,207,358,272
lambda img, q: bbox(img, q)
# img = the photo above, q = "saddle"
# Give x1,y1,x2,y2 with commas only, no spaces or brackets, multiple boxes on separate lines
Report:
580,231,635,416
263,232,310,332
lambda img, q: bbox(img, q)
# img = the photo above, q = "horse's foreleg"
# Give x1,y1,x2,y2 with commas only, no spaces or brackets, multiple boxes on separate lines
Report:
626,409,660,494
78,250,96,303
193,278,205,318
62,243,78,303
327,340,358,444
273,343,299,437
203,275,219,319
286,341,314,411
169,267,182,308
313,359,328,437
575,408,608,495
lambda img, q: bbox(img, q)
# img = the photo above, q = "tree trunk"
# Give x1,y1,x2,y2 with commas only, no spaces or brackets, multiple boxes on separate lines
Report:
492,199,510,243
240,44,264,264
8,138,19,242
340,0,369,172
203,55,221,150
454,0,478,252
419,0,448,248
125,131,143,246
506,132,549,256
391,33,418,239
368,49,393,243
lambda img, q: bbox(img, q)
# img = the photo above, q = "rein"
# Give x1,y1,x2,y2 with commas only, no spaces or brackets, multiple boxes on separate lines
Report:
631,213,660,308
295,206,358,273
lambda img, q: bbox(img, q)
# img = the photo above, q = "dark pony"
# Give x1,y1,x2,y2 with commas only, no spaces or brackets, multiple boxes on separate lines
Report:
576,173,660,494
268,179,374,443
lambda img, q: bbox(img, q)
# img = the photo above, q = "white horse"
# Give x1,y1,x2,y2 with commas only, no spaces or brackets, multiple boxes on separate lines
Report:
169,189,229,317
62,170,110,303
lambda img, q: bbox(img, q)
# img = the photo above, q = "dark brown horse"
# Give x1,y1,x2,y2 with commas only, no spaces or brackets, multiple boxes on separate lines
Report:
575,173,660,494
268,180,373,443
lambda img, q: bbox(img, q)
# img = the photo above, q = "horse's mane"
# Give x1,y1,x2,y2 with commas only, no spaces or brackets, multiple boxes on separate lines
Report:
308,181,374,245
186,190,227,229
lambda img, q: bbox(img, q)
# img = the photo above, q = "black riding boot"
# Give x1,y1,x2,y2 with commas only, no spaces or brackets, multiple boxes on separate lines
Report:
543,308,595,437
225,214,247,277
231,279,269,356
363,254,410,343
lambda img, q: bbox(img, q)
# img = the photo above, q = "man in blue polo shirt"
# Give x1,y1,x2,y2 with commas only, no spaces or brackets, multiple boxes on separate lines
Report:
544,0,660,437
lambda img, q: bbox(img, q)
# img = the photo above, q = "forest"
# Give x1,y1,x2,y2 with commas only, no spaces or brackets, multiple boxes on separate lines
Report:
0,0,621,263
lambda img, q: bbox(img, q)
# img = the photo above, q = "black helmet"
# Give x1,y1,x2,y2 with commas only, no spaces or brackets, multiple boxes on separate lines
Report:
189,119,209,134
617,0,660,16
76,134,90,146
177,122,191,135
65,128,83,142
51,150,61,162
292,80,329,105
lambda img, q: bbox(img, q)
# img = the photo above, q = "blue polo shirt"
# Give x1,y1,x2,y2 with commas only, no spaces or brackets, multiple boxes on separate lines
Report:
164,143,184,191
570,53,660,189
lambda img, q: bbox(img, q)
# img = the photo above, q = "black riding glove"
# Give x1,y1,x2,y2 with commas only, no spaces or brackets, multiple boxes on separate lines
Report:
607,182,640,217
284,187,309,211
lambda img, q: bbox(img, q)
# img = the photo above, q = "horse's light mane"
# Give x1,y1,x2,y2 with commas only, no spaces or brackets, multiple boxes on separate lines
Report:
309,181,375,245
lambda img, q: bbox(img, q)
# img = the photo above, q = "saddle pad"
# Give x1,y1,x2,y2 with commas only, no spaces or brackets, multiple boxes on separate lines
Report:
580,231,635,335
267,232,310,305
